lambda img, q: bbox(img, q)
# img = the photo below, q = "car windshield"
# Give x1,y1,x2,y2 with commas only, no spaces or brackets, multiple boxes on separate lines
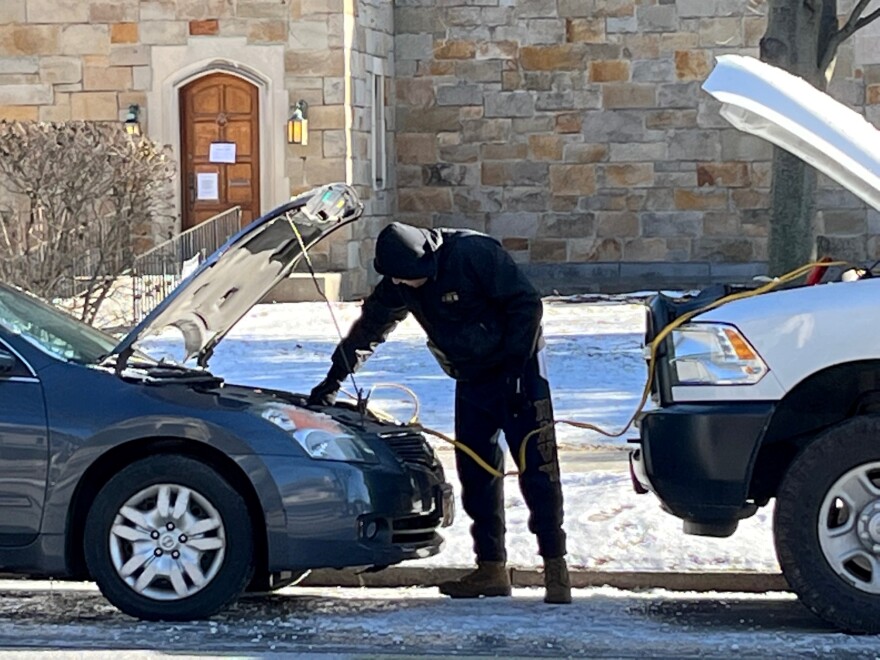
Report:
0,285,126,364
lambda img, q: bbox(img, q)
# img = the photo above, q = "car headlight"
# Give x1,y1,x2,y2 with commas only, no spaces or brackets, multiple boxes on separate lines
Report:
670,323,768,385
261,405,377,463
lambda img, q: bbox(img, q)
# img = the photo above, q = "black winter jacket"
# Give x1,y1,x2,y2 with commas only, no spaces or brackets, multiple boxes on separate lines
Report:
327,226,543,383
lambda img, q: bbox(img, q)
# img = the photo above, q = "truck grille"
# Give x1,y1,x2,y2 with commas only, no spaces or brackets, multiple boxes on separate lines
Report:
379,431,436,469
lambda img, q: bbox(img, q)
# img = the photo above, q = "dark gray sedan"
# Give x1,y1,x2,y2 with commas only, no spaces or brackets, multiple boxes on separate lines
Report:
0,184,452,621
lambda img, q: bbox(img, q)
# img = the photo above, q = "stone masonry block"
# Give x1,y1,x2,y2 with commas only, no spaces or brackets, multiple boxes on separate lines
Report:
632,59,675,83
697,163,750,188
61,25,111,55
604,163,655,187
90,1,139,22
394,7,438,33
0,84,52,105
435,40,477,60
597,211,640,238
190,20,220,36
0,1,25,23
603,84,656,109
132,66,152,91
0,105,38,120
84,66,132,91
676,0,719,18
0,58,38,75
521,45,588,71
529,135,564,161
550,164,597,195
139,21,188,46
720,130,773,160
397,134,439,164
398,188,453,212
110,46,151,67
567,19,605,43
111,23,139,44
675,50,711,81
0,26,62,56
589,60,630,82
669,130,722,160
400,107,462,133
457,60,503,83
675,189,729,210
289,20,330,50
70,92,117,120
248,20,287,43
437,83,483,106
482,162,549,186
488,212,540,239
27,0,89,23
699,17,743,48
637,6,678,33
285,50,344,76
485,91,535,117
396,34,433,61
642,211,703,237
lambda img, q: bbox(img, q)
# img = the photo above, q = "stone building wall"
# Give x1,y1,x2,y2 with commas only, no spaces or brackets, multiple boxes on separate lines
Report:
0,0,390,295
393,0,880,293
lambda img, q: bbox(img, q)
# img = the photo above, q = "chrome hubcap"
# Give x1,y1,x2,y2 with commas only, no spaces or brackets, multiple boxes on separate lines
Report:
109,484,226,601
818,462,880,594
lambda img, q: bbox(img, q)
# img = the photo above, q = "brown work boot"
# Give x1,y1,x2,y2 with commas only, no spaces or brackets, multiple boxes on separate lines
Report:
437,561,512,598
543,557,572,604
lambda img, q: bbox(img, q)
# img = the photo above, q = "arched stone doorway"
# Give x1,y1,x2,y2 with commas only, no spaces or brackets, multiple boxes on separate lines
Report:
179,73,261,229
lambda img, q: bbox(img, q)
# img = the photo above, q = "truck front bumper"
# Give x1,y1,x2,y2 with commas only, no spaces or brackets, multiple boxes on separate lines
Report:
632,402,775,535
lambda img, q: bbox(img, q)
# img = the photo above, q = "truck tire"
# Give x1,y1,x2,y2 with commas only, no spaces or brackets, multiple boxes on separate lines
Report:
84,455,254,621
774,416,880,634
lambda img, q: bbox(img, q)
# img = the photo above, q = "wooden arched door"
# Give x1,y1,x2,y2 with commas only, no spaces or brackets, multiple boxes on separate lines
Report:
180,73,260,229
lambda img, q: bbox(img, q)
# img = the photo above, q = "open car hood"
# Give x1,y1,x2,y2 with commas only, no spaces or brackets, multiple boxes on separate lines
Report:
111,183,363,369
703,55,880,211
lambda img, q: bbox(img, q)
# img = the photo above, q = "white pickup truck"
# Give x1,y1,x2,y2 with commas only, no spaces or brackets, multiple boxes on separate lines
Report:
631,55,880,634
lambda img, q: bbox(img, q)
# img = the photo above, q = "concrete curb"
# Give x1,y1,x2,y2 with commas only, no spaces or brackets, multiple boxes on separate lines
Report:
300,567,789,593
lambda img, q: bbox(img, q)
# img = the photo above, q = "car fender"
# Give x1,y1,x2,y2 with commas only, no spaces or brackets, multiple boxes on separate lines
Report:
40,415,293,542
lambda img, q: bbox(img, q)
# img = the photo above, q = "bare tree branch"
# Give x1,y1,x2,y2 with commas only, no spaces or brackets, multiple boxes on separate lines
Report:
821,0,880,71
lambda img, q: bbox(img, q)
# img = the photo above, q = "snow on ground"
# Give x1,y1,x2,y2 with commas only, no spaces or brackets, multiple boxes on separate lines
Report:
139,299,780,573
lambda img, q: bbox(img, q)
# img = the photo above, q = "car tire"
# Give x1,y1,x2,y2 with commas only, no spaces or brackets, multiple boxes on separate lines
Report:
774,416,880,634
84,455,254,621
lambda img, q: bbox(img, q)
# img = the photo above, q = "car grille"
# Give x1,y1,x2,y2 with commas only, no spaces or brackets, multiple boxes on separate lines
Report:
379,431,436,469
392,512,439,545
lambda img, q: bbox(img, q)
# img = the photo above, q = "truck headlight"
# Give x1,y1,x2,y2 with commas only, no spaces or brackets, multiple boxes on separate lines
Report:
261,405,377,463
670,323,768,385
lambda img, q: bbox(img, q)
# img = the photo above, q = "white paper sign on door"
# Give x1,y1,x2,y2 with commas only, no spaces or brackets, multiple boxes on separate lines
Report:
209,142,236,164
196,173,219,200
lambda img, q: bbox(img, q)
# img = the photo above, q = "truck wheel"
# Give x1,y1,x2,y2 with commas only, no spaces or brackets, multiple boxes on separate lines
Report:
84,455,254,621
774,417,880,633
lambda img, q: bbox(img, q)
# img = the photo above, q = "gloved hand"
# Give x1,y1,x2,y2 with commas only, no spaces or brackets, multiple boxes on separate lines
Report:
308,378,340,406
506,372,529,417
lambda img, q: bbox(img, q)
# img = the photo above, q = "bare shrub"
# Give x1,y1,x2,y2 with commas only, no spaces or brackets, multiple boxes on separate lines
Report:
0,121,175,325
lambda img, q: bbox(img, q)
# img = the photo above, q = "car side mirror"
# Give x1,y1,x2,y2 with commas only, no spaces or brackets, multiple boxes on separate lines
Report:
0,349,17,374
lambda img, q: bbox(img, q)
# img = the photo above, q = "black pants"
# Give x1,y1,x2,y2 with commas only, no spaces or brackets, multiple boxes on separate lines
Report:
454,353,566,562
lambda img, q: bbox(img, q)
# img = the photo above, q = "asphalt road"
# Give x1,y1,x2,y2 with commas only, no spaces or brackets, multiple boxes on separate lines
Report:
0,580,876,658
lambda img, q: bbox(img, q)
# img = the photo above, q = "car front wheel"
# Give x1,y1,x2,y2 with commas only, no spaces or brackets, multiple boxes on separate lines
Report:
84,455,254,621
774,416,880,633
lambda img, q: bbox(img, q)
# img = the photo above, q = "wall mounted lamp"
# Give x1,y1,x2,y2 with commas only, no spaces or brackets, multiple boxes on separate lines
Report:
287,100,309,146
124,104,141,137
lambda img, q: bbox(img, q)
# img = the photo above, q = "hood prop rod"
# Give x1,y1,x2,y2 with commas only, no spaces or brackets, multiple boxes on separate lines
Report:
285,215,370,423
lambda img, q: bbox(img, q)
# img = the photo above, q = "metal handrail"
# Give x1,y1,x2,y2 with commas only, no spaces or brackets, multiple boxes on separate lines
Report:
131,206,242,322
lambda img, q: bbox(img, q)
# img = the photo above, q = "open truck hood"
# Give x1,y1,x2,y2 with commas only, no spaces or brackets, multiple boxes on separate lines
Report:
703,55,880,211
111,183,363,369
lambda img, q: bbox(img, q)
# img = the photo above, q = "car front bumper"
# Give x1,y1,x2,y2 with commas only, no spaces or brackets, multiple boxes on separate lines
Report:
632,402,775,533
252,454,453,572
